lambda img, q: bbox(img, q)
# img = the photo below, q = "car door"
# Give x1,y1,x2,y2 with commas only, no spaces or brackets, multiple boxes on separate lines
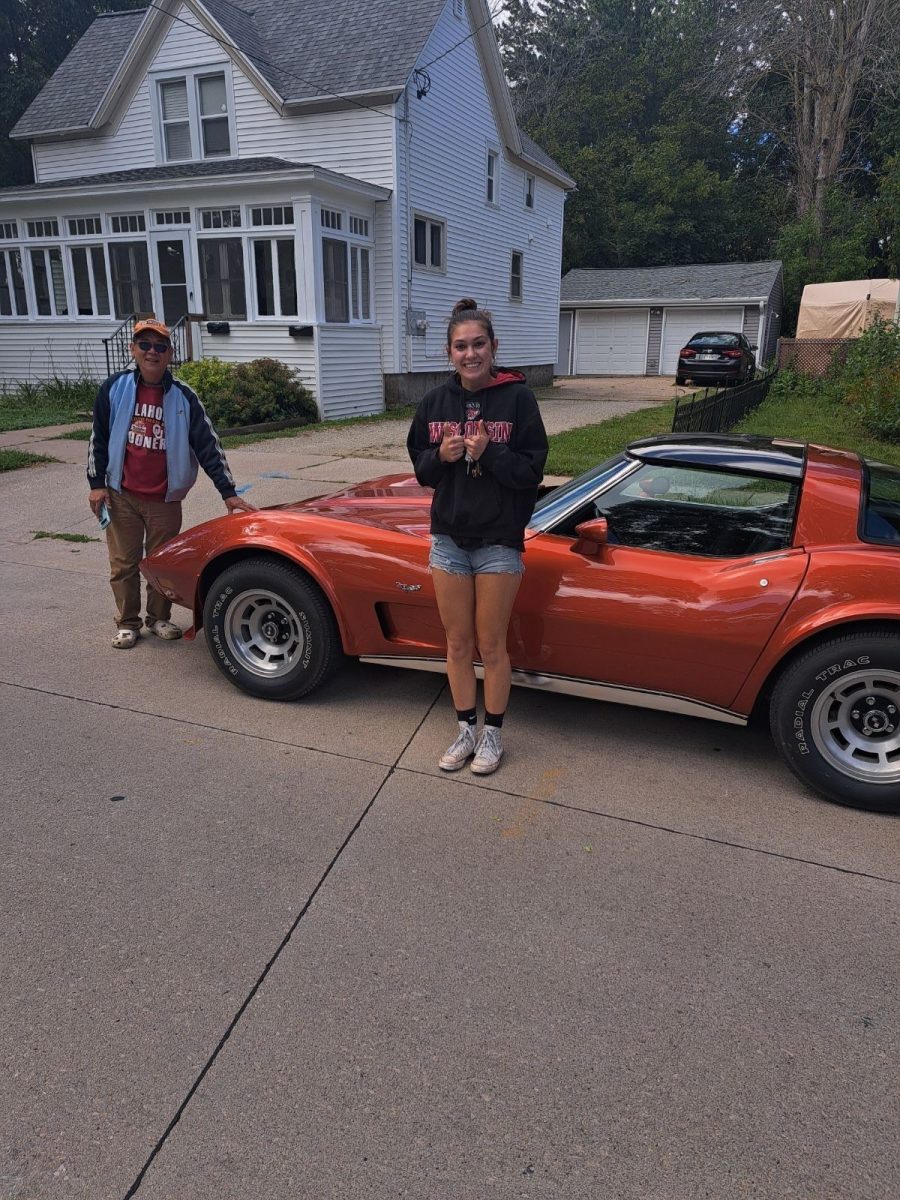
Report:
513,462,809,710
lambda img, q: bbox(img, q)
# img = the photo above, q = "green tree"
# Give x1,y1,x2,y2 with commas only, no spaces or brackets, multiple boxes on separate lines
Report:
0,1,144,186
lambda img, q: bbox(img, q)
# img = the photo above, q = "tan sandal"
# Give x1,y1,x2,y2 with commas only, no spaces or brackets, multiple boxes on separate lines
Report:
112,628,139,649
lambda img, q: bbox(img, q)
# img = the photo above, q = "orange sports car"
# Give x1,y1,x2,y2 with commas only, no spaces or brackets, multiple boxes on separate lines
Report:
141,434,900,813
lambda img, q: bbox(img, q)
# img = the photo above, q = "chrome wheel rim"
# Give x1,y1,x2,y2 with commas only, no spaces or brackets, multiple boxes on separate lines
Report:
224,588,306,678
810,667,900,785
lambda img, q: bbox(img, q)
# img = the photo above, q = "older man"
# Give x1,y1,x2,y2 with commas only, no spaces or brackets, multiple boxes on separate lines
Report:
87,317,255,649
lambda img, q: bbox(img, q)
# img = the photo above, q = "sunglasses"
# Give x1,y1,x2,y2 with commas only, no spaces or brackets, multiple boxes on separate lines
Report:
134,340,171,353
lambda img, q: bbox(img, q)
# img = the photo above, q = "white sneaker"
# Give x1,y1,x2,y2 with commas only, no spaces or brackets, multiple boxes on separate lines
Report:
439,724,477,771
471,726,503,774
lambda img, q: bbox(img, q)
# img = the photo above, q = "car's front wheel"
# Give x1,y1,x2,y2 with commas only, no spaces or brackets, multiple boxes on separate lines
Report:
770,630,900,812
203,558,343,700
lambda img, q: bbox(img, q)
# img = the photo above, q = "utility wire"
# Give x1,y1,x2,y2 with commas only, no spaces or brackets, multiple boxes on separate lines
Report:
141,1,510,126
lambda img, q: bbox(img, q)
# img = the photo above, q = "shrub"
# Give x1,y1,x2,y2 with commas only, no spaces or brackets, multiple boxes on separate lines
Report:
176,357,318,428
844,363,900,443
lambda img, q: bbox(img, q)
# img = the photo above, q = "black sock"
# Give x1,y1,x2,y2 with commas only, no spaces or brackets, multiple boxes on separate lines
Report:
484,710,504,728
456,707,477,726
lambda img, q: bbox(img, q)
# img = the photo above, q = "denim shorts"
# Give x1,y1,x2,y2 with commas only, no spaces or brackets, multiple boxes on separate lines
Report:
429,533,524,576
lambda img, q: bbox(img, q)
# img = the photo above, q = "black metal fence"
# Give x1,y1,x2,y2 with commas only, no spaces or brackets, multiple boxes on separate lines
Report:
102,314,191,376
671,370,776,434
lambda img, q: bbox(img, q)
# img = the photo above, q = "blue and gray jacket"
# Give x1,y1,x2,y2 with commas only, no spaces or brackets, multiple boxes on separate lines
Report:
87,367,236,502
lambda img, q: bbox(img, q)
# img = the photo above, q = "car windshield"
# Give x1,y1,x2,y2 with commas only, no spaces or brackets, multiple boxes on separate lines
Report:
687,333,741,348
862,460,900,544
530,452,630,526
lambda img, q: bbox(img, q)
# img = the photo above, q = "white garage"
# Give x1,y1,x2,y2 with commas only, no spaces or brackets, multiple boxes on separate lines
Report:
659,307,744,375
558,261,784,377
574,309,648,374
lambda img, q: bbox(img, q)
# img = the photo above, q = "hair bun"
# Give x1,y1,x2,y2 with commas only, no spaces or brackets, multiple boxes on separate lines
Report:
451,297,479,317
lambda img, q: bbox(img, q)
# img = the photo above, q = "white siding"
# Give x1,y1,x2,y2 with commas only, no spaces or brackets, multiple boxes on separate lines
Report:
34,79,156,182
402,4,566,373
315,325,384,419
0,320,118,383
35,5,398,190
197,325,318,393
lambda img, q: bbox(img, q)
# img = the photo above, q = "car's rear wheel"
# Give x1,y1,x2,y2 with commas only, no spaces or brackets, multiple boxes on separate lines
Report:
675,373,687,386
203,558,342,700
770,631,900,812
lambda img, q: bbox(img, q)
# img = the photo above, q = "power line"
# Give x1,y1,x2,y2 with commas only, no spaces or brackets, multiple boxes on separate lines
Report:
141,1,510,126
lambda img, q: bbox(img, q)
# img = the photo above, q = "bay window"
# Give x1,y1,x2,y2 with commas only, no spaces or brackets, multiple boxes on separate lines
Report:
109,242,152,318
70,245,111,316
253,238,298,317
29,247,68,316
0,249,27,316
199,238,246,319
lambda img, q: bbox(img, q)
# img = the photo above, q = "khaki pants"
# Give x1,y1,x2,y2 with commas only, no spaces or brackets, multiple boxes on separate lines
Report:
106,488,183,630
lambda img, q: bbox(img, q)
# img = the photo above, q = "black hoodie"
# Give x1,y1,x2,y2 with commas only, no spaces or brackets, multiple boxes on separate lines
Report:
406,370,548,549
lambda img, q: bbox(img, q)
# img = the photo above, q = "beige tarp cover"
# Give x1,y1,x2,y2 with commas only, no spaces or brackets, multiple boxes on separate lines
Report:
796,278,900,339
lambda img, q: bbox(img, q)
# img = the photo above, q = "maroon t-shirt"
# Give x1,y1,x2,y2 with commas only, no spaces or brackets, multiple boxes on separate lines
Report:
122,381,168,499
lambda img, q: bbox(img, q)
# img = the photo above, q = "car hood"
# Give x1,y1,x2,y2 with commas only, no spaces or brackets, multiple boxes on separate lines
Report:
268,472,434,537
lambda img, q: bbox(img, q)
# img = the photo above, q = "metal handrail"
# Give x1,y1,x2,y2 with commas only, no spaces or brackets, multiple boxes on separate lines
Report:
102,311,193,375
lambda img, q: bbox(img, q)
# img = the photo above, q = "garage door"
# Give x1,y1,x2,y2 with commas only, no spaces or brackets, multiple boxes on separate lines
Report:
659,307,744,375
574,309,648,375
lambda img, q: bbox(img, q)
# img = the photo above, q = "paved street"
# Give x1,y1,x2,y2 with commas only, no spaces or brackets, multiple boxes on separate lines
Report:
0,384,897,1199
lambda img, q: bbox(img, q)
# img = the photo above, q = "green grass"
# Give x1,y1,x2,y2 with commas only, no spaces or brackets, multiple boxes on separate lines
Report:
32,530,99,543
733,388,900,467
545,402,675,476
0,378,96,432
221,404,416,448
0,449,56,472
53,428,92,441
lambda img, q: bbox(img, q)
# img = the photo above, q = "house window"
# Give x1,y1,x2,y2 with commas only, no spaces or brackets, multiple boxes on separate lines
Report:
413,213,444,271
525,173,535,209
29,247,68,316
0,221,19,240
109,242,152,317
110,213,146,234
322,237,349,322
251,205,293,227
199,238,246,319
350,245,371,320
252,238,297,317
321,209,342,230
70,245,111,316
26,219,60,238
153,210,191,227
486,150,499,205
510,250,523,301
0,249,27,316
350,215,369,237
200,207,241,230
157,70,232,162
67,216,102,237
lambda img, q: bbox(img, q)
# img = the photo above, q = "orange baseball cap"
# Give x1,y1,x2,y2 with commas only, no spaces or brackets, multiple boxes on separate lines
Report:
132,317,171,341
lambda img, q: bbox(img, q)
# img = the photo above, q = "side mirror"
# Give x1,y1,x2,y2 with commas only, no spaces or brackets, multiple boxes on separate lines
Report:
750,344,758,351
574,516,609,545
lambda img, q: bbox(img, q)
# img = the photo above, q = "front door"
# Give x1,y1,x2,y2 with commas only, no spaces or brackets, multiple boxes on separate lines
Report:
152,234,194,326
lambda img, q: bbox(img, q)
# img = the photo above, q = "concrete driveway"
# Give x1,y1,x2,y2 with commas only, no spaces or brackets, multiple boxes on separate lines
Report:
0,395,897,1200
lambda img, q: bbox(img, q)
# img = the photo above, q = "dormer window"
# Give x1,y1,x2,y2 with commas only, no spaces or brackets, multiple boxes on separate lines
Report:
156,68,233,163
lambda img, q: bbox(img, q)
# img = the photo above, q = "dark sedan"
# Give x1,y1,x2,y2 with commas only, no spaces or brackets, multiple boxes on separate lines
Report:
676,331,756,387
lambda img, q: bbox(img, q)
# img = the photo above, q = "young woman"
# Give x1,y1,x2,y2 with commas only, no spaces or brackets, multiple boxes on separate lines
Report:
406,298,548,774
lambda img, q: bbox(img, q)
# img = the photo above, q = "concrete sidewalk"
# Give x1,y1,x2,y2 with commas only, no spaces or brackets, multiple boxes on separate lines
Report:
0,376,896,1200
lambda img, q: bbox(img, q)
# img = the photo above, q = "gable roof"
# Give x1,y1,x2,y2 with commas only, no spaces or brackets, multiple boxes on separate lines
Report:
11,0,572,188
10,10,147,139
12,0,449,138
560,261,783,305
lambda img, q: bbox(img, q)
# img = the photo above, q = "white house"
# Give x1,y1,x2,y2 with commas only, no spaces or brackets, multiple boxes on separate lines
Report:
0,0,574,417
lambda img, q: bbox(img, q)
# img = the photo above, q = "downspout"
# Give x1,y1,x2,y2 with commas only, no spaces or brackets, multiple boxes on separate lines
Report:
403,87,413,378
